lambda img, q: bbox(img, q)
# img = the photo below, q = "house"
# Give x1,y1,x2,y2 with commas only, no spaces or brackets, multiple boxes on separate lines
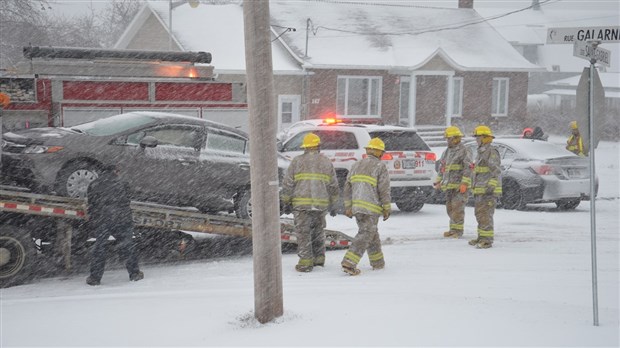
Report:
114,0,540,135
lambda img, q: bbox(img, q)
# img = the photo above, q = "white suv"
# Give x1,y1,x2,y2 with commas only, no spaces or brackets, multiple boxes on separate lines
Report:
277,120,436,212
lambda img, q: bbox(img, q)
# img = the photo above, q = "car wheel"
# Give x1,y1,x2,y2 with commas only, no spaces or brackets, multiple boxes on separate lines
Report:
395,200,424,213
0,225,36,288
235,190,252,219
555,198,581,210
501,180,525,210
56,161,101,198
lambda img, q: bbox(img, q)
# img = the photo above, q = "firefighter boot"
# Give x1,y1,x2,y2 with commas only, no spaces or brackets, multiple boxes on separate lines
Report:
443,231,462,239
468,238,479,246
476,240,493,249
295,264,313,272
314,255,325,267
341,260,361,276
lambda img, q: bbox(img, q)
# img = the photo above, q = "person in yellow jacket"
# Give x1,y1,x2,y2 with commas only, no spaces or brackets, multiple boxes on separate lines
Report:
566,121,587,156
281,133,340,272
434,126,472,238
341,138,391,275
469,125,502,249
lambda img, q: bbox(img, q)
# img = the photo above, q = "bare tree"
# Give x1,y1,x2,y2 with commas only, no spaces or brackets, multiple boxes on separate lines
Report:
0,0,52,69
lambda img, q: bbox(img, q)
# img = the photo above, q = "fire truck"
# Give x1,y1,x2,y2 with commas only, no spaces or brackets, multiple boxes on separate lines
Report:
0,187,352,288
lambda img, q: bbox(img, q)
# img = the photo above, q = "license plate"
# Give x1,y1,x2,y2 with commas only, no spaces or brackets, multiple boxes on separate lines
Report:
403,159,418,169
567,168,583,177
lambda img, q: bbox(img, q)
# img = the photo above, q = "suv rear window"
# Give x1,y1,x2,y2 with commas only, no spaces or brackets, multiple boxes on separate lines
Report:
369,131,430,151
283,130,358,151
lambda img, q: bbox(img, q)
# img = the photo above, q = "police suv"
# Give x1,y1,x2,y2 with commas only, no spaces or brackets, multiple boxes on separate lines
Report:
277,119,436,212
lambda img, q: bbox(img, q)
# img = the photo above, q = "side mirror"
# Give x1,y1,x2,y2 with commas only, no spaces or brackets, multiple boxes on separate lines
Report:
276,141,284,152
140,136,158,148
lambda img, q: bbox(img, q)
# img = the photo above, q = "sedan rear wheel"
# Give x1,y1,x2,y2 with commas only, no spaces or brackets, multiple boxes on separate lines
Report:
395,200,424,213
556,198,581,210
501,181,526,210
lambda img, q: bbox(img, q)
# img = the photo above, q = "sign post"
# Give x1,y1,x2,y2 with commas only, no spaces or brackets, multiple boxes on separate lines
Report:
546,26,618,327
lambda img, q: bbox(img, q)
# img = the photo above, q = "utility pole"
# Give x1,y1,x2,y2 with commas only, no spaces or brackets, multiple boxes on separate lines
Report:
242,0,283,324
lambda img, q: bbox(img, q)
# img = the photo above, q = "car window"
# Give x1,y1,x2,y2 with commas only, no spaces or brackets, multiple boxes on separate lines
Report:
502,146,517,159
282,131,308,151
368,131,430,151
127,125,200,149
72,113,155,136
203,131,247,154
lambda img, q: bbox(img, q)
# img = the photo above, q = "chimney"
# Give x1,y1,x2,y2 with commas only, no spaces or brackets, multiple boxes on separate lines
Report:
532,0,540,10
458,0,473,8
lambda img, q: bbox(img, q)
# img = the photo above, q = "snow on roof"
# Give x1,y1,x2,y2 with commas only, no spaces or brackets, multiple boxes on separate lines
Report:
117,0,540,73
122,1,302,74
269,1,540,71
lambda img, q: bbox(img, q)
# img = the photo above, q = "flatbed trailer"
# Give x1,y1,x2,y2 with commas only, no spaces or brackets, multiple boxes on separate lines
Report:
0,188,352,288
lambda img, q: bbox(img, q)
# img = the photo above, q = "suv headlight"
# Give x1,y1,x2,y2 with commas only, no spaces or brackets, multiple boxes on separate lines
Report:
23,145,64,154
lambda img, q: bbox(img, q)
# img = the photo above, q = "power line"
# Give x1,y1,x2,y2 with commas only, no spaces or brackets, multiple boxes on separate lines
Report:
303,0,561,38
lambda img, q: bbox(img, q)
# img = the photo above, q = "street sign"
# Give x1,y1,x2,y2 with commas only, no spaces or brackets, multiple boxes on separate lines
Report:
575,67,605,150
547,26,620,44
573,41,611,67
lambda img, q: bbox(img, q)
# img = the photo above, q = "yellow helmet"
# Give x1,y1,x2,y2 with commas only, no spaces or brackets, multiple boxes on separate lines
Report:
444,126,464,138
570,121,578,129
365,137,385,151
473,125,494,137
301,133,321,148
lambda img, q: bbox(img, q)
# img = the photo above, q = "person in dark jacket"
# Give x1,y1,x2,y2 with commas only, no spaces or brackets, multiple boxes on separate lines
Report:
86,164,143,285
531,126,548,141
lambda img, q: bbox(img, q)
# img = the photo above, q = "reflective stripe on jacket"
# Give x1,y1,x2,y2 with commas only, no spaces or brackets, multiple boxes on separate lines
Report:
434,144,473,191
472,143,502,197
281,152,340,211
566,135,586,156
343,155,391,216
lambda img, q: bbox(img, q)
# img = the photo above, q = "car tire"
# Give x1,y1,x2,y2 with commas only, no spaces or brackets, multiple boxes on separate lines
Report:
555,198,581,210
56,161,101,198
0,225,36,288
395,200,424,213
235,190,252,219
501,180,526,210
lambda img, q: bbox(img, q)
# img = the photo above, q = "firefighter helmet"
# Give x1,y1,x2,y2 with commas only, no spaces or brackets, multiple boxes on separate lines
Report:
473,125,494,137
570,121,579,129
444,126,464,138
365,137,385,151
301,133,321,148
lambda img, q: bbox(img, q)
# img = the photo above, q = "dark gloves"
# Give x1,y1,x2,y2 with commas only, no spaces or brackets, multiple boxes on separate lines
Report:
330,209,338,217
383,210,390,221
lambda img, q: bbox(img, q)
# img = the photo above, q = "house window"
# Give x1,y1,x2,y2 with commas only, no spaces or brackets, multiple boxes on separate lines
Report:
337,76,381,117
452,77,463,117
492,78,509,116
278,95,300,131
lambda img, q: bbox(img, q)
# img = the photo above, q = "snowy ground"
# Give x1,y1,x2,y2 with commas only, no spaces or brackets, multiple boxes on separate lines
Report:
1,141,618,347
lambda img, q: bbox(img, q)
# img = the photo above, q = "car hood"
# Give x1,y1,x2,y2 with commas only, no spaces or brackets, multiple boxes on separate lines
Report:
3,127,84,145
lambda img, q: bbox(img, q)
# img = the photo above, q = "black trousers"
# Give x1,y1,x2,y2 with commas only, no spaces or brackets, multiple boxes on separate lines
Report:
89,224,139,281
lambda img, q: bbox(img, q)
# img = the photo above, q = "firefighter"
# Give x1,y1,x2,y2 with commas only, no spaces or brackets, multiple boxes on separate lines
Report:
341,138,391,275
281,133,340,272
433,126,472,239
86,164,143,285
566,121,587,156
468,125,502,249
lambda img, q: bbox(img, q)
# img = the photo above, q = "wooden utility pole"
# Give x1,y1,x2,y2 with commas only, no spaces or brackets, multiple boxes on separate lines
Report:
242,0,283,323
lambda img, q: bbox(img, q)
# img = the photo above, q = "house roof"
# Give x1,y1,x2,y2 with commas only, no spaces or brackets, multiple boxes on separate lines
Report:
116,0,541,73
115,1,302,74
270,0,540,71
